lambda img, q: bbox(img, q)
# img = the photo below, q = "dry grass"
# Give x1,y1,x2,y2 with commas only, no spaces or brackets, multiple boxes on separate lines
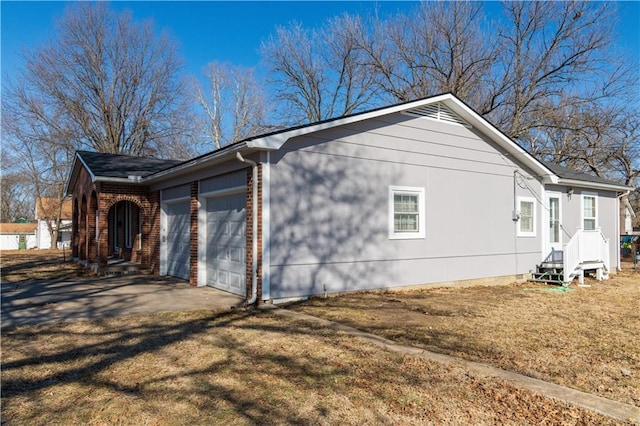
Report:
290,268,640,407
1,250,638,425
1,249,89,283
2,310,623,425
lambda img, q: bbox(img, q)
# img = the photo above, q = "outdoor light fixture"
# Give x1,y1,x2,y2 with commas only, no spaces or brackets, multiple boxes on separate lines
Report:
567,187,574,199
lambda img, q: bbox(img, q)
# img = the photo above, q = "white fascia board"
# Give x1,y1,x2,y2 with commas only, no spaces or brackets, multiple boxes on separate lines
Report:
94,176,141,184
439,97,558,184
142,142,248,184
246,93,558,185
247,94,456,151
557,178,633,193
64,153,97,195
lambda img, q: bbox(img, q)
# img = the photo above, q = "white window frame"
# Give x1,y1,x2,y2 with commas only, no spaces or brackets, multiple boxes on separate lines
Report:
582,192,598,231
517,196,536,237
388,186,425,240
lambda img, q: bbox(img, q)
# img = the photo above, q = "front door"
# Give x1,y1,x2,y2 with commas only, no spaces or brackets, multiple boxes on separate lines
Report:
548,193,563,255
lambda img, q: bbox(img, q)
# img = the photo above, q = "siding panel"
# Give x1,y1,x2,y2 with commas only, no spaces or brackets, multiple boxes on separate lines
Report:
268,112,542,299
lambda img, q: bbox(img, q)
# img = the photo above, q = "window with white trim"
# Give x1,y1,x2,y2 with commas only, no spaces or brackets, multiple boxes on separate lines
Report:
583,194,597,230
389,186,425,239
517,197,536,237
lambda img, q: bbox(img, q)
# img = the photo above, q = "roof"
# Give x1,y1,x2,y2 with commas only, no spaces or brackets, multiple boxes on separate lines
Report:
36,197,73,220
0,223,37,234
66,93,633,193
543,162,631,191
144,93,559,185
65,151,183,195
77,151,182,179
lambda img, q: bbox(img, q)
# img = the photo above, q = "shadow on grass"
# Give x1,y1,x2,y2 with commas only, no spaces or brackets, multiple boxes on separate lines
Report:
1,309,400,424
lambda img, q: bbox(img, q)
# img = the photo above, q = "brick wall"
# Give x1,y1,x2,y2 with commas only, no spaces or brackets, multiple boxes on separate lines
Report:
70,159,265,304
245,165,263,303
149,190,161,274
71,164,154,269
189,181,199,286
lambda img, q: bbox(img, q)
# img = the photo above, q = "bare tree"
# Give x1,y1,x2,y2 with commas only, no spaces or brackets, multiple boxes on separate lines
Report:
2,3,193,247
10,2,190,156
0,167,34,223
261,14,378,124
361,1,497,105
484,1,635,139
193,62,268,149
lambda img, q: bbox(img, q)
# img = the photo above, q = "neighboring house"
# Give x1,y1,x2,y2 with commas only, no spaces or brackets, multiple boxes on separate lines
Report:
35,197,73,249
65,93,633,303
0,223,37,250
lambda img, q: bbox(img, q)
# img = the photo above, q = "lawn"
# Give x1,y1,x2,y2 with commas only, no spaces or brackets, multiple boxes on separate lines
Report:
290,266,640,407
1,250,638,425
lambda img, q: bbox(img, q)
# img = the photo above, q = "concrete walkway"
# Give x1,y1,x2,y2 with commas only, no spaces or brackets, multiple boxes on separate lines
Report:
1,274,245,329
269,307,640,423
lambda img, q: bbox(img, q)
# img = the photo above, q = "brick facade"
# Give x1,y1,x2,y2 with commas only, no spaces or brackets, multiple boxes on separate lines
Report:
71,167,153,268
149,190,161,275
245,165,263,303
189,181,199,286
71,160,263,303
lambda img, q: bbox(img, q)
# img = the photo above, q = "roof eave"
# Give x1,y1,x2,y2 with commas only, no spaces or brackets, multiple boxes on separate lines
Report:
249,94,560,185
557,178,632,192
142,141,249,184
248,94,456,150
65,153,97,196
439,97,559,184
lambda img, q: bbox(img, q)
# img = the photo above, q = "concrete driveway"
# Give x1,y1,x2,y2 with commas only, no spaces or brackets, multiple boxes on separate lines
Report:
1,274,245,329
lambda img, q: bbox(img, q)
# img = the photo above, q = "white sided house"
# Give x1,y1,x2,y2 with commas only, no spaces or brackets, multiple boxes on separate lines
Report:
66,93,632,303
0,223,37,250
35,198,73,249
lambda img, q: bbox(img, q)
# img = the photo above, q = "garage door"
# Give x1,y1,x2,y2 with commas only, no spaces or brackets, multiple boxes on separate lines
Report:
206,193,246,295
166,201,190,280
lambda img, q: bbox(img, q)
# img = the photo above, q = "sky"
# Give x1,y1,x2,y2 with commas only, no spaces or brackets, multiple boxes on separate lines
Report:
1,1,420,80
2,0,639,85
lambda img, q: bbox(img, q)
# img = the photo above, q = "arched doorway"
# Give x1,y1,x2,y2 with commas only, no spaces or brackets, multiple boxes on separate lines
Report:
107,200,142,261
79,195,87,260
72,198,80,258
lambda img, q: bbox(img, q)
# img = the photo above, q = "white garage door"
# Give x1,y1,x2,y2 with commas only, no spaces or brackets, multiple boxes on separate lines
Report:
166,201,190,280
206,193,246,295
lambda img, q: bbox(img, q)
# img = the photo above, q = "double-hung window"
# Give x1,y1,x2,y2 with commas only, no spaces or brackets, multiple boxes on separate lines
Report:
583,194,597,230
517,196,536,237
389,186,425,239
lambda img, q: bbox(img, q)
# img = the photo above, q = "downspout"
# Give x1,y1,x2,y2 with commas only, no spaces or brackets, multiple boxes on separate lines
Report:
236,152,258,305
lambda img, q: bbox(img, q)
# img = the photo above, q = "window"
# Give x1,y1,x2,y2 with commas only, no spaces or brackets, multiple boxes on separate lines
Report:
583,194,597,230
517,197,536,237
389,186,425,239
549,197,560,244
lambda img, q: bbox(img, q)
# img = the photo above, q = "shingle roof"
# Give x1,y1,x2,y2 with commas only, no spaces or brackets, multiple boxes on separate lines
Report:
0,223,37,234
78,151,182,179
36,197,73,220
542,162,627,187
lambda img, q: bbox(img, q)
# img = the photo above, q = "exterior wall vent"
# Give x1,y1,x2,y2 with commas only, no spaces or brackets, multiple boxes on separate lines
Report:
405,102,469,127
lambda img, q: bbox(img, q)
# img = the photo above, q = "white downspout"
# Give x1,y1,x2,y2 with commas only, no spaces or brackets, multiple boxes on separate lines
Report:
236,152,258,305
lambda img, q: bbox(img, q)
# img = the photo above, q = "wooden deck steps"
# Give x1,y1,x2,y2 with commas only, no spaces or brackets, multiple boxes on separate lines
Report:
529,248,610,286
530,259,609,287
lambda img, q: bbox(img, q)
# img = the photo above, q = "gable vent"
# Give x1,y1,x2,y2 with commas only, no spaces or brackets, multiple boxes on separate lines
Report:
405,102,469,127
